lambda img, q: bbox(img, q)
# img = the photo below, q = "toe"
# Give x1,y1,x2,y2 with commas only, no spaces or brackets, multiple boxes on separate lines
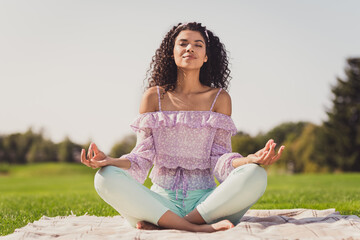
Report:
136,221,144,229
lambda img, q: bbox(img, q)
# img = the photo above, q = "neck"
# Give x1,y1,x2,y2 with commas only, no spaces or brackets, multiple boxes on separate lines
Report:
176,68,203,94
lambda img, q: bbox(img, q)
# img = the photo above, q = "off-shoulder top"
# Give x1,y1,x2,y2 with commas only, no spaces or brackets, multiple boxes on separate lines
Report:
121,87,242,199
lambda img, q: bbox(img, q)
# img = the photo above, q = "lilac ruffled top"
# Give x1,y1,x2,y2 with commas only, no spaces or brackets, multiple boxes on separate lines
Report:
121,110,243,198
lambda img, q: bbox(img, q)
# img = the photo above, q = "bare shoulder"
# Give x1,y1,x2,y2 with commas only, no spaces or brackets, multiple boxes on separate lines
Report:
139,86,159,114
212,89,232,116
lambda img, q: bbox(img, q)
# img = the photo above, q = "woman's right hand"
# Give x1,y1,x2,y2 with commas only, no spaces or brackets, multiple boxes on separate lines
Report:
81,143,110,169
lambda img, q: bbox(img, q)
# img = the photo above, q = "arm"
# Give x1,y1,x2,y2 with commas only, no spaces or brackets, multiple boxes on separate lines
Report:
211,128,244,183
81,144,131,169
210,89,246,182
119,128,155,183
81,127,155,184
81,87,159,182
211,89,285,175
210,136,285,183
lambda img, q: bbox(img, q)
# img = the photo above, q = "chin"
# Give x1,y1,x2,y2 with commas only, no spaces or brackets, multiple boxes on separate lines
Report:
177,64,204,71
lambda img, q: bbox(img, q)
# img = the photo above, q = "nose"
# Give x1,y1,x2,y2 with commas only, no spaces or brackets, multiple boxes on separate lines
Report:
186,44,194,52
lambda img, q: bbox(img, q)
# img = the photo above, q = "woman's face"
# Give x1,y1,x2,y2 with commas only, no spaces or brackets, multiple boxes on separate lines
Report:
173,30,208,71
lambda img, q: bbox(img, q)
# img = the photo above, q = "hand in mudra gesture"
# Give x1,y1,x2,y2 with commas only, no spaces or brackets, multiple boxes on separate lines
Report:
81,143,109,169
247,139,285,165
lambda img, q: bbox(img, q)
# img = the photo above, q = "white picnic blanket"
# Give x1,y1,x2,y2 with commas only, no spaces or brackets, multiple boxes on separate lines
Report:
2,209,360,240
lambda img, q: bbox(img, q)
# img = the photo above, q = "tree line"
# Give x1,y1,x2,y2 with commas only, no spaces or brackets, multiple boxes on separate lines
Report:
0,58,359,173
0,130,85,164
235,58,360,172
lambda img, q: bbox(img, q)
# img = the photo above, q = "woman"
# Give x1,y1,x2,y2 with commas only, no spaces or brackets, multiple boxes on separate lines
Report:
81,22,284,232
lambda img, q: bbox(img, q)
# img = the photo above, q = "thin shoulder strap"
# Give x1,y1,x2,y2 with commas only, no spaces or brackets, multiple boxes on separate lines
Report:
156,86,162,111
210,88,222,111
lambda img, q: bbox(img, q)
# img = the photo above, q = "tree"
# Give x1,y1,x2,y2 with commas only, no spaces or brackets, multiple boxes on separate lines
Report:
109,134,136,158
27,140,58,163
322,58,360,171
263,122,308,172
231,131,263,157
58,137,82,163
264,122,308,145
282,123,329,173
1,129,43,164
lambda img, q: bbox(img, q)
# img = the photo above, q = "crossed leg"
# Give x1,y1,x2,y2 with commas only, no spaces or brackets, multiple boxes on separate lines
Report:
94,166,234,232
94,164,266,232
135,164,267,230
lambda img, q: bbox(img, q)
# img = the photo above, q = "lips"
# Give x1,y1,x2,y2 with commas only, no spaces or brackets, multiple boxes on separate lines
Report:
183,54,196,59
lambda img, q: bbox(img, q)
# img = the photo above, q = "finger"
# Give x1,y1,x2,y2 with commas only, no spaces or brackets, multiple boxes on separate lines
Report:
92,143,100,154
265,143,275,159
262,143,276,164
265,139,273,151
264,156,273,165
81,149,89,162
89,159,95,168
81,149,85,162
81,149,91,167
275,146,285,159
88,159,95,168
272,143,277,155
278,145,285,155
269,146,285,164
87,144,94,161
90,159,100,169
257,151,268,164
269,154,281,164
93,154,105,161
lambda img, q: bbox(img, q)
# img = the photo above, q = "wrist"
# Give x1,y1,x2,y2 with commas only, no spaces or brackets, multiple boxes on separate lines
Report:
106,156,117,166
245,155,254,164
108,156,131,169
232,156,251,168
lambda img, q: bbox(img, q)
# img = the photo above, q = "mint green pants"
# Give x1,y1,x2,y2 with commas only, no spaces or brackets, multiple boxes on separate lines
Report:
94,163,267,227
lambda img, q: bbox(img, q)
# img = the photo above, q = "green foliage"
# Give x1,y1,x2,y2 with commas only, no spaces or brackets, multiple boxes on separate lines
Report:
27,139,58,163
231,131,262,157
1,129,45,164
281,123,329,173
233,122,317,173
57,137,82,163
322,58,360,171
264,122,308,145
109,134,136,158
0,130,82,164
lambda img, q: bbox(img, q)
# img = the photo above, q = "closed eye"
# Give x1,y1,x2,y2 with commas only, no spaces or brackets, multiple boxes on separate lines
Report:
179,43,203,48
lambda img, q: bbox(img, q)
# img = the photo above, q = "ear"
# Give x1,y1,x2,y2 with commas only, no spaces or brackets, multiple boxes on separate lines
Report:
204,55,208,62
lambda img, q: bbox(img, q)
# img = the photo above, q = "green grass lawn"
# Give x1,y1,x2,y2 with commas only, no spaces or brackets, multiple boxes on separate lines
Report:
1,163,359,236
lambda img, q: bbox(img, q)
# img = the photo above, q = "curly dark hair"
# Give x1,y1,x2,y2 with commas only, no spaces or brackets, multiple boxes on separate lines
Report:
145,22,231,93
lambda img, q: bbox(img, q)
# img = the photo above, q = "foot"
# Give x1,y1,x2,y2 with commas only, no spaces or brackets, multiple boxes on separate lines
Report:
210,219,234,232
136,221,162,230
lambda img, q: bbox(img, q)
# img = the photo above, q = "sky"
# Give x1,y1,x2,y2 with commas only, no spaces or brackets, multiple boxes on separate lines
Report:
1,0,359,153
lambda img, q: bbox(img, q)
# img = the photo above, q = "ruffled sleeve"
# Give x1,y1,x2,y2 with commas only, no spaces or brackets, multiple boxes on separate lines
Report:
211,128,243,183
120,127,155,184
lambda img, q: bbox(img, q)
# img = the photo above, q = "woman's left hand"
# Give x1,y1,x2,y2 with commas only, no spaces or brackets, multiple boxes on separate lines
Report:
247,139,285,165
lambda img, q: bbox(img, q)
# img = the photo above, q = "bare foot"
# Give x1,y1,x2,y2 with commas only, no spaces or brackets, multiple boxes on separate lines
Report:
200,220,234,232
210,219,234,232
136,221,162,230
